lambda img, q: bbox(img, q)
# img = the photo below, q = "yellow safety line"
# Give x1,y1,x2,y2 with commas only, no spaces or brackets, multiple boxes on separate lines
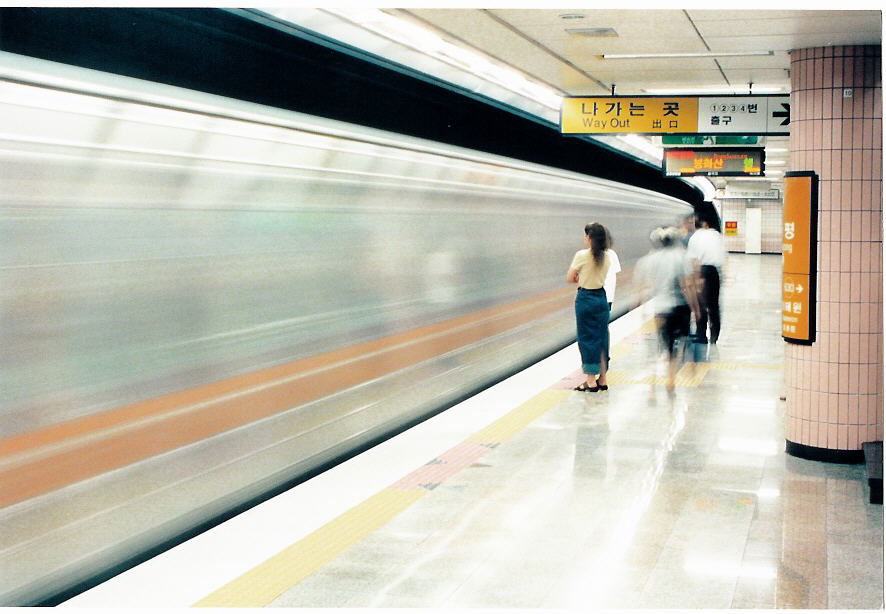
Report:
606,361,781,388
194,489,425,607
194,318,777,606
193,388,569,607
467,389,570,445
636,318,661,335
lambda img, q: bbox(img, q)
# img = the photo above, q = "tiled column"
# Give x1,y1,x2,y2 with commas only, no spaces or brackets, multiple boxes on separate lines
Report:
785,45,883,461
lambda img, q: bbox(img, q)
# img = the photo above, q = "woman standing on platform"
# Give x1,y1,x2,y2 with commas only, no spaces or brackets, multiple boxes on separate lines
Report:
566,222,611,392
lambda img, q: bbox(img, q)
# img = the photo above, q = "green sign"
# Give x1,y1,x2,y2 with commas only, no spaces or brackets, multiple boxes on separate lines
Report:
661,135,759,145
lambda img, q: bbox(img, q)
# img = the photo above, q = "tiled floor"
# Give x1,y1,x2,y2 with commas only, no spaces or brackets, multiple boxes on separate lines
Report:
64,254,883,609
269,254,883,610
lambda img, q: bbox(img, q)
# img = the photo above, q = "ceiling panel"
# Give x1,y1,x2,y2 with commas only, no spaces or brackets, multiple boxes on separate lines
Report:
510,14,704,55
706,33,882,52
720,69,793,88
715,54,789,69
553,34,706,56
686,9,881,23
488,8,690,28
696,14,881,39
404,8,517,50
401,8,586,93
591,65,728,84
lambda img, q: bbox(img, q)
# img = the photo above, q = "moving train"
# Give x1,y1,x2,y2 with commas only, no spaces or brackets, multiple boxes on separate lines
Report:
0,52,692,605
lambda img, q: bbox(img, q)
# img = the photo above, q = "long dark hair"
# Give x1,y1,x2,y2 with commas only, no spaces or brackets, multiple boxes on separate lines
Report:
585,222,607,266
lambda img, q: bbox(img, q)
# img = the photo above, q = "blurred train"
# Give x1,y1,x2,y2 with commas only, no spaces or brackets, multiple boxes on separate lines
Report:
0,51,693,605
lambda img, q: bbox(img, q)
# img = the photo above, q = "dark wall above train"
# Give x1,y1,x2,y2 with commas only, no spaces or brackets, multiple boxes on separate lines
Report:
0,7,703,206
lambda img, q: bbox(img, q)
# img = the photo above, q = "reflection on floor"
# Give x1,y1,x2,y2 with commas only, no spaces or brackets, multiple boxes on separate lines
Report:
269,254,883,610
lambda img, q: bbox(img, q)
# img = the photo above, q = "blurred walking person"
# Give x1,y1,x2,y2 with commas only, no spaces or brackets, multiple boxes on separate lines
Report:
636,226,698,393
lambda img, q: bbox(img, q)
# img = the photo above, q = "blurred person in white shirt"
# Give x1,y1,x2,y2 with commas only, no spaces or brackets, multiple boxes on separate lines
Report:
636,226,698,393
686,207,727,344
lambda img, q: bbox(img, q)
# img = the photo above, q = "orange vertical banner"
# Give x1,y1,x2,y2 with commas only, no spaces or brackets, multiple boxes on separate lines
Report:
781,172,818,344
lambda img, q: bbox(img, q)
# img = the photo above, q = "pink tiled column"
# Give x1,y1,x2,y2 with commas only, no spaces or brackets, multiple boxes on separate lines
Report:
785,45,883,458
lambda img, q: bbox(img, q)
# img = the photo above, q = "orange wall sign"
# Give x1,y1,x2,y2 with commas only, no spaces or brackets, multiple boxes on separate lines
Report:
724,221,738,236
782,172,818,344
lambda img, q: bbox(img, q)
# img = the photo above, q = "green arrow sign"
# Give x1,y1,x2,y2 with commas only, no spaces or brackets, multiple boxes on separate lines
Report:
661,135,759,145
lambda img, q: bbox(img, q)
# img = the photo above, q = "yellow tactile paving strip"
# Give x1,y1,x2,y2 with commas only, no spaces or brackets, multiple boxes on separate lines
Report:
467,389,568,445
194,388,570,607
193,489,425,607
194,319,782,607
605,362,782,388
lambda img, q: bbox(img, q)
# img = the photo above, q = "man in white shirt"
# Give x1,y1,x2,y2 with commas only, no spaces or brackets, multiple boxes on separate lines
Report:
603,249,621,309
686,209,726,344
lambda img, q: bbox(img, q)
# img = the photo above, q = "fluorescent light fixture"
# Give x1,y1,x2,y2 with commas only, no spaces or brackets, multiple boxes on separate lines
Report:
766,160,786,165
618,133,663,159
684,176,717,201
566,27,618,37
725,399,776,414
756,488,781,499
719,486,781,500
322,8,563,111
603,50,774,59
642,85,785,95
766,148,789,153
684,556,777,580
742,86,784,93
718,437,780,456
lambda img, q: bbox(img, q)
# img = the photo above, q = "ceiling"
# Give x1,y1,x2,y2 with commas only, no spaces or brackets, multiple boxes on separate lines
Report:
391,9,881,97
388,8,881,196
277,8,882,198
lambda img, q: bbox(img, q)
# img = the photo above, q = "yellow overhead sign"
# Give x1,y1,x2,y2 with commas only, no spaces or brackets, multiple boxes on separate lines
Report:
561,97,699,134
561,95,790,135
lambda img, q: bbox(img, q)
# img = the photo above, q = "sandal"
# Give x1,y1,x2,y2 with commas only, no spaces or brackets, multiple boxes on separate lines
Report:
596,379,608,391
574,382,600,392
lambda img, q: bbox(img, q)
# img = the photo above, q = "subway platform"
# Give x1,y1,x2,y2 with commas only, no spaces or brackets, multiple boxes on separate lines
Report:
64,254,884,610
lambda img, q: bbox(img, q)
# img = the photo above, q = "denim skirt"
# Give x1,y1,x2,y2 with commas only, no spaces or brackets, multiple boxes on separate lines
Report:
575,287,610,375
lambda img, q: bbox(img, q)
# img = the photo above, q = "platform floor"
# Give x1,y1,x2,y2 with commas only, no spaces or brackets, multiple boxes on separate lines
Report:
64,254,883,610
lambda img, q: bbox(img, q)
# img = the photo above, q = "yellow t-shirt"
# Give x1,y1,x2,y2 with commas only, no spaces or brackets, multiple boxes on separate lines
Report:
570,249,610,289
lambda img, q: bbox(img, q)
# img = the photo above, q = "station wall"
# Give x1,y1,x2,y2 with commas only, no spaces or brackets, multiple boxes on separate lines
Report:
719,198,784,254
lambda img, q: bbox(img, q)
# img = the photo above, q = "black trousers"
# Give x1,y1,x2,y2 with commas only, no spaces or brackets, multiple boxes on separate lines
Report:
659,303,691,358
698,265,721,343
